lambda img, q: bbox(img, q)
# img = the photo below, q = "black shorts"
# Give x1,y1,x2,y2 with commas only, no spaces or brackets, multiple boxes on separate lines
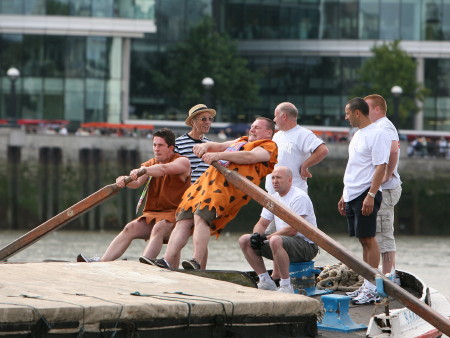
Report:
346,189,382,238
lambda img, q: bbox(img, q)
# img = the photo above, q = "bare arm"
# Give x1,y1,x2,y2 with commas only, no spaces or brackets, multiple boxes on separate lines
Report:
300,143,329,179
202,146,270,165
193,140,236,157
117,157,191,189
383,140,399,183
362,163,387,216
267,224,298,238
252,217,271,234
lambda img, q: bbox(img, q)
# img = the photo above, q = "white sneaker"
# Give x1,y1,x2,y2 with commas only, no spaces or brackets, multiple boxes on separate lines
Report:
77,253,100,262
352,288,380,305
346,285,364,298
257,278,277,291
277,284,295,294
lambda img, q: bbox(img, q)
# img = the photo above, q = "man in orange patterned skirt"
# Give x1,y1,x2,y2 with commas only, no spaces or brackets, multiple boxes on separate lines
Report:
150,117,278,270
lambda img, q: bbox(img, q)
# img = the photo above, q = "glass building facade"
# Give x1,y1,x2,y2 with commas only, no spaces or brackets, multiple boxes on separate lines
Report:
2,0,450,130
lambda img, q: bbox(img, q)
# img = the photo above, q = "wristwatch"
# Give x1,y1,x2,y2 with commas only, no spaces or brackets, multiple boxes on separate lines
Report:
367,191,376,198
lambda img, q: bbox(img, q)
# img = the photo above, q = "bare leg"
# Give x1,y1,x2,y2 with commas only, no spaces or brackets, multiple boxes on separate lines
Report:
239,234,266,275
381,251,396,274
359,237,380,269
101,219,151,261
192,215,211,268
142,220,174,259
163,219,193,268
269,235,290,279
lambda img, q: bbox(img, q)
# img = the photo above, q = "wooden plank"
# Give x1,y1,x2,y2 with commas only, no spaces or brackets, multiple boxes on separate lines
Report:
0,168,147,261
211,162,450,335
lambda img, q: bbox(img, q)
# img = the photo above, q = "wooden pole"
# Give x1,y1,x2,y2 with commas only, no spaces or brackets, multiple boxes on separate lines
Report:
0,168,147,261
211,162,450,335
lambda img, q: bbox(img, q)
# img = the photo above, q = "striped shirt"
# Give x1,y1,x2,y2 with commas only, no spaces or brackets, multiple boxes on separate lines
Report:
175,133,211,183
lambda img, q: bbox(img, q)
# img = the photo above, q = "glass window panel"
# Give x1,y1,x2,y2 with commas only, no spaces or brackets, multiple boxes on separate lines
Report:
43,78,64,119
424,0,442,40
442,0,450,40
135,0,155,19
0,34,23,73
286,57,306,94
22,78,44,119
92,0,113,17
85,79,105,121
186,0,212,27
114,0,134,18
303,95,322,122
359,0,379,39
380,0,400,40
249,56,271,95
86,37,108,78
46,0,69,15
64,79,84,121
400,0,421,40
22,35,44,77
341,57,362,93
156,0,186,41
69,0,91,16
269,57,288,95
321,0,339,39
0,0,24,14
24,0,46,14
340,0,358,39
65,37,85,77
304,57,323,95
43,36,65,77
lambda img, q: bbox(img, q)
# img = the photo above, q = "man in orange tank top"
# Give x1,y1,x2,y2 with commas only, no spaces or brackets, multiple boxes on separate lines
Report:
77,128,191,263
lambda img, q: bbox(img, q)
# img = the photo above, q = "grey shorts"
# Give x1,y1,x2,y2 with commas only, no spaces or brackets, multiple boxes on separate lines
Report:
259,235,319,262
176,207,217,226
376,185,402,253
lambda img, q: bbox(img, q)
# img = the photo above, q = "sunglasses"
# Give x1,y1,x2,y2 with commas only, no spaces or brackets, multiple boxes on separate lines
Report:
196,117,214,122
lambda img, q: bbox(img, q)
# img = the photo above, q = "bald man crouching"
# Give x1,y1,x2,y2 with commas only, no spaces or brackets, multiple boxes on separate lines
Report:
239,166,319,293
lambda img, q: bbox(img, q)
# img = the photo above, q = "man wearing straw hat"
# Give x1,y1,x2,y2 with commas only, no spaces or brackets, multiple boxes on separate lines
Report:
176,104,216,183
147,117,278,270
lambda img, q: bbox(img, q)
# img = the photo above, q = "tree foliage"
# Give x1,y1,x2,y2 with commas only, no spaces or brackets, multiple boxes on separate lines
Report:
351,41,427,128
152,17,259,114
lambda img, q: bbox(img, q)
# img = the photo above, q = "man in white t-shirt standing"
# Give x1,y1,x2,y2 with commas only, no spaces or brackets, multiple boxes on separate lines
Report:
265,102,329,194
365,94,402,279
338,97,390,305
240,166,319,294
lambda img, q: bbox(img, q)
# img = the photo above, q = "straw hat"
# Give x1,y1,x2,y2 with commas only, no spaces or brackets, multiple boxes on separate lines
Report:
185,104,216,127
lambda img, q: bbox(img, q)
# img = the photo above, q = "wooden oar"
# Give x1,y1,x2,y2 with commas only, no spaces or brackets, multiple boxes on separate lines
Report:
211,162,450,335
0,168,148,262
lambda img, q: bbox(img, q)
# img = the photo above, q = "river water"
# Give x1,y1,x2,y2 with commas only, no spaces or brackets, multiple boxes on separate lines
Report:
1,230,448,299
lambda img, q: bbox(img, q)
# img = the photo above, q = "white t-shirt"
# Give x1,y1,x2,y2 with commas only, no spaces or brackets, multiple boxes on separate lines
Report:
374,117,402,190
261,186,317,244
265,125,324,194
343,123,390,202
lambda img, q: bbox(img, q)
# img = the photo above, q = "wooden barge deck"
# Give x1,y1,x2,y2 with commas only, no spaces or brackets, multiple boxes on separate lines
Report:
0,261,322,337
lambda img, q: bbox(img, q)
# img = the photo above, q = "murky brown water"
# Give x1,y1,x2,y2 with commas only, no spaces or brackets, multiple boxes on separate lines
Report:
1,230,448,299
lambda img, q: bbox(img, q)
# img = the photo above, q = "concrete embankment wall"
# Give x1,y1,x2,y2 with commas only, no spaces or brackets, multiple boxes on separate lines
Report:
1,129,449,235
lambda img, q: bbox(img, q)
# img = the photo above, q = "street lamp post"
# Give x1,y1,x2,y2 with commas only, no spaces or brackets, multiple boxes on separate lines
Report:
6,67,20,123
202,77,214,109
391,85,403,129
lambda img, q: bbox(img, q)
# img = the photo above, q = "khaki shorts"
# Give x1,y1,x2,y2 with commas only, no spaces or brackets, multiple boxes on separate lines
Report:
176,207,217,226
376,185,402,253
259,235,319,262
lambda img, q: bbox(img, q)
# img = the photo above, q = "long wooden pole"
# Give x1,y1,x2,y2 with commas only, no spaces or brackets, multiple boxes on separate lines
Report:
211,162,450,335
0,168,147,261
